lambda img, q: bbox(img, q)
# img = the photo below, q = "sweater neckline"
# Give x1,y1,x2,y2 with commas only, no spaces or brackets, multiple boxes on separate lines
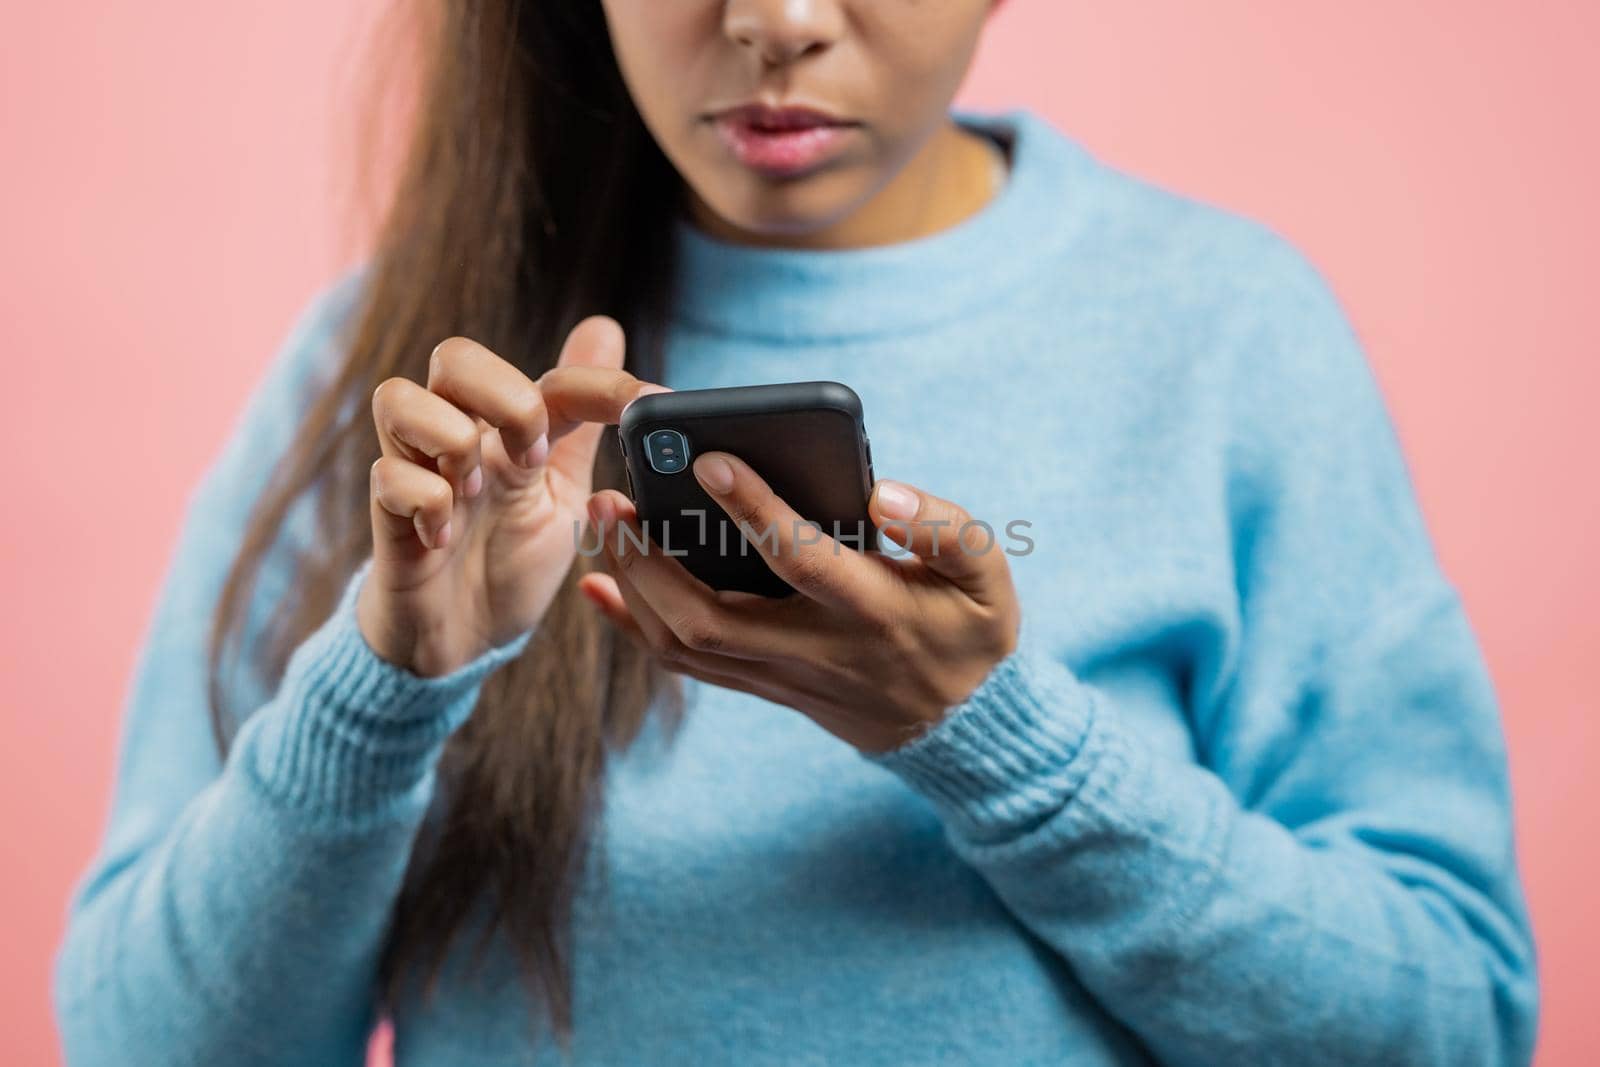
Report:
667,107,1096,344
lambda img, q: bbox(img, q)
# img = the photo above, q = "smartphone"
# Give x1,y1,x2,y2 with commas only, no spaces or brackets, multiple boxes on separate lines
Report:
616,381,877,597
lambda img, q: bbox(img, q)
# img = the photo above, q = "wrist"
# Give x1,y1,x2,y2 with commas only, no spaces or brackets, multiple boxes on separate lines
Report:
894,607,1023,750
355,571,493,678
863,645,1099,843
242,564,537,820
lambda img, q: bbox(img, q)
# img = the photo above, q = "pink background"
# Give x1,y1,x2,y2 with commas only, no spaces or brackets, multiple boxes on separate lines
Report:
3,2,1595,1063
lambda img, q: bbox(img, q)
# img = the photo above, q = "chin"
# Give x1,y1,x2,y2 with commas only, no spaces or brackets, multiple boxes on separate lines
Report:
697,169,868,242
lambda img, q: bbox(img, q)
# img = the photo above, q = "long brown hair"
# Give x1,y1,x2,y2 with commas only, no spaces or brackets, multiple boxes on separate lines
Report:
208,0,682,1038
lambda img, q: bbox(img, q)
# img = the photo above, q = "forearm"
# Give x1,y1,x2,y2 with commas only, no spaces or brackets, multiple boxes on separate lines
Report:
869,646,1537,1067
54,573,530,1066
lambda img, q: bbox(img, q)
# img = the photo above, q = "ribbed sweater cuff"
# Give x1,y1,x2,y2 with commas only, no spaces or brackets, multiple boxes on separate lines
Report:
865,647,1098,843
241,564,533,821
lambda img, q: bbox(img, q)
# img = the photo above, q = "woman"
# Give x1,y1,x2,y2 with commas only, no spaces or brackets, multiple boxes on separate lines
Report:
54,1,1538,1064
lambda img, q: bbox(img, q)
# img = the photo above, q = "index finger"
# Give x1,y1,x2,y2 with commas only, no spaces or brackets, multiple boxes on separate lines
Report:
426,337,547,462
537,366,669,444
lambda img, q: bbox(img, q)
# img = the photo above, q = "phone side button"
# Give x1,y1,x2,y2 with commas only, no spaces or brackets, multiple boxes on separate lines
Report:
864,437,874,480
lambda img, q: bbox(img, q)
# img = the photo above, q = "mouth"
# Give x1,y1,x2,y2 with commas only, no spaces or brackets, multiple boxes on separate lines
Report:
706,103,861,179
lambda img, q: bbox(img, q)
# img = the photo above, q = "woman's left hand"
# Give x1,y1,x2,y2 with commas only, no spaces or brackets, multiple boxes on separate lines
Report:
577,451,1021,753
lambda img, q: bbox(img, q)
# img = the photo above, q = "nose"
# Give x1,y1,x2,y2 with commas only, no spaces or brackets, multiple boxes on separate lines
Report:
723,0,843,67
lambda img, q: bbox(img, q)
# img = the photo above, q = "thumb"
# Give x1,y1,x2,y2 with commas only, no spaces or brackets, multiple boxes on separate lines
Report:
543,315,630,482
869,479,1010,593
562,314,626,371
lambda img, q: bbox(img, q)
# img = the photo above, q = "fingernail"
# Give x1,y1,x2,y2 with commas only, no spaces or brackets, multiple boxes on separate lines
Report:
520,434,549,469
433,521,452,549
875,481,919,521
463,466,483,498
694,454,734,494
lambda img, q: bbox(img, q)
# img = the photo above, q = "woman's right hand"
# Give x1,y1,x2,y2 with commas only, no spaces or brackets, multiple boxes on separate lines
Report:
356,315,664,677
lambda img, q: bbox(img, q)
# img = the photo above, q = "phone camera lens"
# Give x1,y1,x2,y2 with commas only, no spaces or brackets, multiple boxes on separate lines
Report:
646,429,691,475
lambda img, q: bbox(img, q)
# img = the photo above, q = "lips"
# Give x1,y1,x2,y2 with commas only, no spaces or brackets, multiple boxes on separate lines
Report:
709,103,859,178
718,103,853,131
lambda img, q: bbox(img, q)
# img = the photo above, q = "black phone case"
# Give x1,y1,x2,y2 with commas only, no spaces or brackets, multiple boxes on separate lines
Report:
617,381,877,597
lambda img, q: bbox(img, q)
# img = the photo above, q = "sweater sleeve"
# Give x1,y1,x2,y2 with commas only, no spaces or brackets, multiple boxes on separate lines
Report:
866,244,1539,1066
52,274,531,1066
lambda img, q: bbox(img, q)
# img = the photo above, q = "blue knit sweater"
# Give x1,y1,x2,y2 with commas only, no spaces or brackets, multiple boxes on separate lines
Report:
54,107,1538,1065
